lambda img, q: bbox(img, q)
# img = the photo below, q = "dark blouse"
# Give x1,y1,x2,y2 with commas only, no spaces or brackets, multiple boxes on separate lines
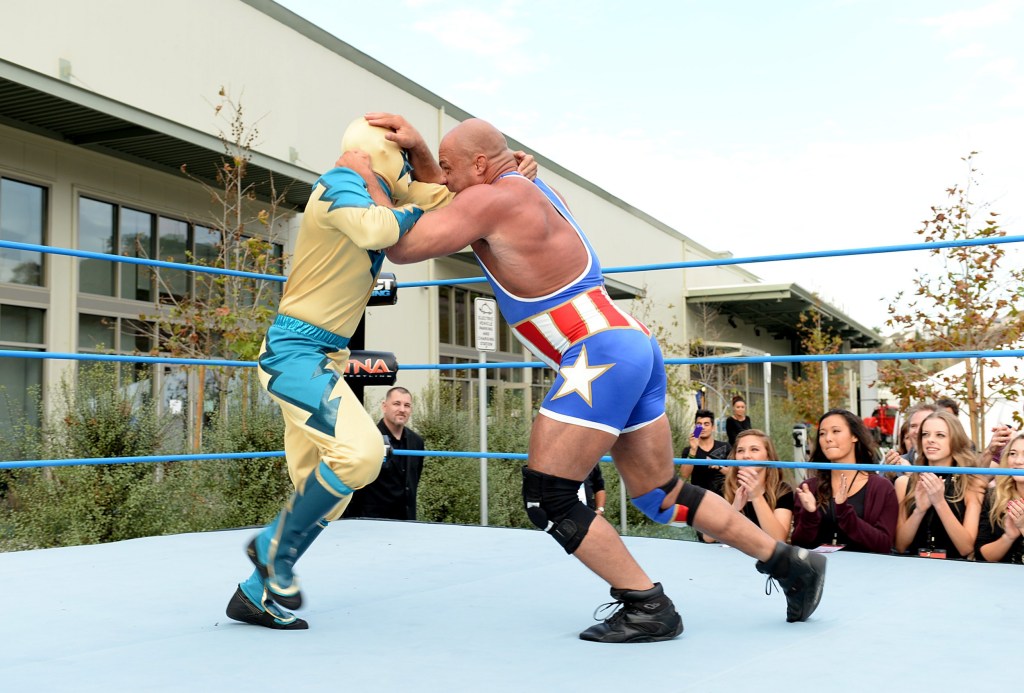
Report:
740,487,794,528
791,474,898,554
903,476,970,558
975,490,1024,564
725,416,753,447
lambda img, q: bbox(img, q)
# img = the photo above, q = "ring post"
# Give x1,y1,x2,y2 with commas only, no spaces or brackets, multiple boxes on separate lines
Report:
474,298,498,527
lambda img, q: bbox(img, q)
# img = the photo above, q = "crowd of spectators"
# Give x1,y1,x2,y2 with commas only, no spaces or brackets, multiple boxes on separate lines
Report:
676,399,1023,564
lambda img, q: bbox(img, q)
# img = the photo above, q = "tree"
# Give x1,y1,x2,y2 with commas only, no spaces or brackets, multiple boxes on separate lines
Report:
880,153,1024,443
144,89,291,442
785,308,848,425
686,301,748,413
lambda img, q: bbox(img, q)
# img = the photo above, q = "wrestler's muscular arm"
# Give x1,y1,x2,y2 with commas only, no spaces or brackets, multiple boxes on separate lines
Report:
386,184,504,264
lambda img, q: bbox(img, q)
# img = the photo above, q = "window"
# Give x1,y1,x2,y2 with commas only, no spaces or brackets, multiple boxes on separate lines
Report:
0,305,45,432
0,177,46,286
119,207,154,301
157,216,189,301
78,198,283,306
436,285,551,413
79,197,117,295
78,314,153,354
77,313,155,402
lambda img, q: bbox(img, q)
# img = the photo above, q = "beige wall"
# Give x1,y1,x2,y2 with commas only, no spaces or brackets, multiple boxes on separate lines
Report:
1,0,782,418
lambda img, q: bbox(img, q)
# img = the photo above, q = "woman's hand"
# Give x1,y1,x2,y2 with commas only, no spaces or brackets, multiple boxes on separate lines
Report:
1006,498,1024,538
919,472,946,507
834,473,853,505
732,484,749,512
912,474,934,512
737,467,765,500
795,482,817,513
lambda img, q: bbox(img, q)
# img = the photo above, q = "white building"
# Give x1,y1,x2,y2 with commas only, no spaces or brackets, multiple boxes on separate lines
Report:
0,0,879,437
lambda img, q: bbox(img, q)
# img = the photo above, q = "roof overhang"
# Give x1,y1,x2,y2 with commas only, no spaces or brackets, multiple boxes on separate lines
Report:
686,282,882,349
0,58,316,210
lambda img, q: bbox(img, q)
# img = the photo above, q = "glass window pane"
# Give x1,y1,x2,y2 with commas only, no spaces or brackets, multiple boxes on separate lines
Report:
454,288,467,346
78,313,116,351
78,197,116,295
122,320,152,353
120,208,153,301
0,305,44,344
0,178,46,286
192,225,220,303
0,350,43,430
193,225,220,264
270,242,284,299
438,287,451,344
157,216,189,302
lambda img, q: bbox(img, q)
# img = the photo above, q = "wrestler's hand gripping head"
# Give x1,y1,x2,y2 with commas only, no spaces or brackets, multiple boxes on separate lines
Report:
340,117,414,201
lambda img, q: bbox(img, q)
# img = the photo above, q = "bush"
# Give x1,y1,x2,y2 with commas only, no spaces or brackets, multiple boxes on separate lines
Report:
412,382,697,540
200,393,291,528
3,363,181,548
0,365,296,551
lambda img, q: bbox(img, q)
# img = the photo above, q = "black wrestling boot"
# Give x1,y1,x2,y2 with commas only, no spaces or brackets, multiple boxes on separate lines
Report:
578,582,683,643
756,542,826,623
225,585,309,630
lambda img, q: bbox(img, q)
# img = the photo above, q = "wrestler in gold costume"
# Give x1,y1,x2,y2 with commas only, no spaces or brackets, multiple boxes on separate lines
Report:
225,118,451,630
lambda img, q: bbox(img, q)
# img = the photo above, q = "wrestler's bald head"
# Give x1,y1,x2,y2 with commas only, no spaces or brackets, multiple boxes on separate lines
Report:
439,118,514,192
443,119,508,158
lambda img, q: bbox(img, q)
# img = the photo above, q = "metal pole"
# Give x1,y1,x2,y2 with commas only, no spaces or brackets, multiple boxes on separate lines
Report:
479,351,488,527
821,361,829,413
763,354,771,436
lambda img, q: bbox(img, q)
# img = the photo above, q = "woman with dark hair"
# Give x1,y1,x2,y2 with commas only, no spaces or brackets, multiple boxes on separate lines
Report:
791,409,898,554
894,411,983,559
725,395,753,447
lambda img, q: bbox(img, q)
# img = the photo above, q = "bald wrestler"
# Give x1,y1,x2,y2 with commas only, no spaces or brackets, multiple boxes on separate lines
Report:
367,113,826,643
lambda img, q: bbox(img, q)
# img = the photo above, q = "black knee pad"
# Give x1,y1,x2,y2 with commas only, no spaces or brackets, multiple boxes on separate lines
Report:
522,466,597,554
677,479,707,525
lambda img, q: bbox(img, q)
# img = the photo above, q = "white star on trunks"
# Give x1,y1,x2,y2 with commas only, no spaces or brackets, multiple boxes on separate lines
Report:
551,344,613,407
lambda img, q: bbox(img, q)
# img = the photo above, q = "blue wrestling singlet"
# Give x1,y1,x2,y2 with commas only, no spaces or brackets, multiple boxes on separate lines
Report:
477,174,667,435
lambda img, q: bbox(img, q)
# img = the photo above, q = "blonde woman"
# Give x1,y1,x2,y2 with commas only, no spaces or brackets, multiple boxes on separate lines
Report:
702,430,792,544
894,411,983,559
975,433,1024,564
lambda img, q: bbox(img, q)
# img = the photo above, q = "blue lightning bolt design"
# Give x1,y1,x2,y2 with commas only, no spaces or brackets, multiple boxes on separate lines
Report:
314,166,423,280
260,341,341,436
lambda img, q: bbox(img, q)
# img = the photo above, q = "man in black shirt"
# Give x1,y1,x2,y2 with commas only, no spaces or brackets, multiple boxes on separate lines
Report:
679,409,731,496
345,387,426,520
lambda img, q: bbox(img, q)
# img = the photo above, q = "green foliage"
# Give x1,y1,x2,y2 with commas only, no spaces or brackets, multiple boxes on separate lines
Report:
2,363,179,548
414,383,527,526
200,394,291,528
881,153,1024,442
413,381,697,540
784,309,847,424
0,364,291,551
148,90,289,431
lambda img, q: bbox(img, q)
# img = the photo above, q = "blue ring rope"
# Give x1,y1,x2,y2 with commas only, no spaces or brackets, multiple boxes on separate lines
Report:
4,236,1022,470
0,239,285,282
3,448,1023,476
3,348,1024,369
4,233,1022,287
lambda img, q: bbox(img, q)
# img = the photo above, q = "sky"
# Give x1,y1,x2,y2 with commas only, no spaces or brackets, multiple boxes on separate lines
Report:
276,0,1024,331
